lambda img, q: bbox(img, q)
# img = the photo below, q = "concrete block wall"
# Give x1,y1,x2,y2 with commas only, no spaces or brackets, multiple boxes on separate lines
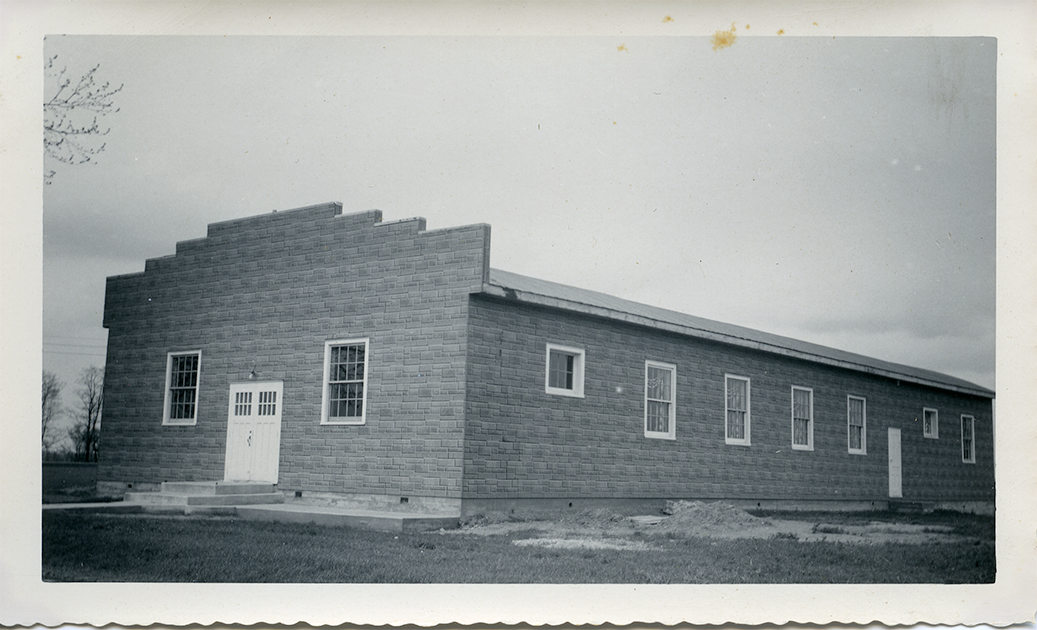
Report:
462,295,995,504
102,202,490,499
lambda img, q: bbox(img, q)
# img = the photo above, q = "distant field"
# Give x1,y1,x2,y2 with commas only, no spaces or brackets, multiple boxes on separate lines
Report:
42,508,994,583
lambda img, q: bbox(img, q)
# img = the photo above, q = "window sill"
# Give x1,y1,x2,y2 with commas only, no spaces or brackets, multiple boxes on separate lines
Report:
644,432,676,441
545,387,585,398
163,419,197,427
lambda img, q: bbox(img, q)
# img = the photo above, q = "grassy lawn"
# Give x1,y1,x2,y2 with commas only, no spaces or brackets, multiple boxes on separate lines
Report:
42,486,122,504
42,510,994,583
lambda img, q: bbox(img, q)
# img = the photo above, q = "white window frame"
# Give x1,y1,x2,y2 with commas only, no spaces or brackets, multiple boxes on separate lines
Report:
644,360,677,440
321,338,370,425
544,343,586,398
923,407,939,439
961,415,976,463
163,350,201,426
847,395,867,455
724,374,751,446
791,386,814,451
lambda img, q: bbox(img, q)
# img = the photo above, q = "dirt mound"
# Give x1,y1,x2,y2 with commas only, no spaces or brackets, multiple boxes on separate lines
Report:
459,508,629,530
559,508,628,528
651,501,773,537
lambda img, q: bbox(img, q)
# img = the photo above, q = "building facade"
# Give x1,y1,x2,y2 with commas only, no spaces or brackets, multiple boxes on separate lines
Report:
99,203,995,515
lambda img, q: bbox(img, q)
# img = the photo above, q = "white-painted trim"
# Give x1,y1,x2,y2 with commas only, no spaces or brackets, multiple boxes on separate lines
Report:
847,395,867,455
644,360,677,440
791,386,814,451
923,407,939,439
162,350,201,426
724,374,751,446
544,343,586,398
321,338,369,425
961,415,976,463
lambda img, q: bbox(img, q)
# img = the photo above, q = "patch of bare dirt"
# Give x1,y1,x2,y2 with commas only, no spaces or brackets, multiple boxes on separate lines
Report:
450,508,639,539
443,502,973,549
513,537,656,551
786,521,965,544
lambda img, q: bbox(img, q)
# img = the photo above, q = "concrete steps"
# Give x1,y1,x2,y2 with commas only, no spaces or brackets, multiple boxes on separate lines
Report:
160,481,278,495
236,503,459,532
49,481,461,532
124,481,285,508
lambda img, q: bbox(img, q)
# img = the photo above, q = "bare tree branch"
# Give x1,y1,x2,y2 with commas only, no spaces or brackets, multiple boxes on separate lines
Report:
43,54,123,184
68,366,103,462
42,371,63,452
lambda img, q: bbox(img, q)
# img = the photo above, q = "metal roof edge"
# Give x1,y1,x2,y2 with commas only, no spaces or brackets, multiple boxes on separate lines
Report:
478,282,994,400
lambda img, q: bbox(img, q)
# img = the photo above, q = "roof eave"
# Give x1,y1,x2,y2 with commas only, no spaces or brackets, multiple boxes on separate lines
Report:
479,283,994,399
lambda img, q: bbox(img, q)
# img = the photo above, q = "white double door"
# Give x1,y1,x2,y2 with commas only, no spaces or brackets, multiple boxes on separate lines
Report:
224,381,283,483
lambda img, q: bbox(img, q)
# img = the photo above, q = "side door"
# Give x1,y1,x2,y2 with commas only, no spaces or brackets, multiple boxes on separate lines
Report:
888,427,903,498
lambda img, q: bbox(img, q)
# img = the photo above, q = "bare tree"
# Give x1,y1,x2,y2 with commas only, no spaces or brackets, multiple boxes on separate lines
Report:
43,54,123,184
42,371,63,453
68,366,103,462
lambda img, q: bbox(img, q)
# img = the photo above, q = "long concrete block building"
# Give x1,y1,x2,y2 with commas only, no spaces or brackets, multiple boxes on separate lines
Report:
99,202,995,515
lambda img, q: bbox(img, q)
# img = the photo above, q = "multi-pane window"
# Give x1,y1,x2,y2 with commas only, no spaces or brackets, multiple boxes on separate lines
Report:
961,415,976,463
322,339,369,424
545,344,585,398
163,351,200,425
258,390,277,416
725,375,750,445
847,395,867,454
923,407,938,438
644,360,676,440
791,386,813,450
234,391,252,416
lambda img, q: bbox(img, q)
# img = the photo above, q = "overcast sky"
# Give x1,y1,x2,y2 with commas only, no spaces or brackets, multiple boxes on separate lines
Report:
42,34,996,437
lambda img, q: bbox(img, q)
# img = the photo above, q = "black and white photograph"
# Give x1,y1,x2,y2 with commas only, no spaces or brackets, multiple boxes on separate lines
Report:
3,2,1035,627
